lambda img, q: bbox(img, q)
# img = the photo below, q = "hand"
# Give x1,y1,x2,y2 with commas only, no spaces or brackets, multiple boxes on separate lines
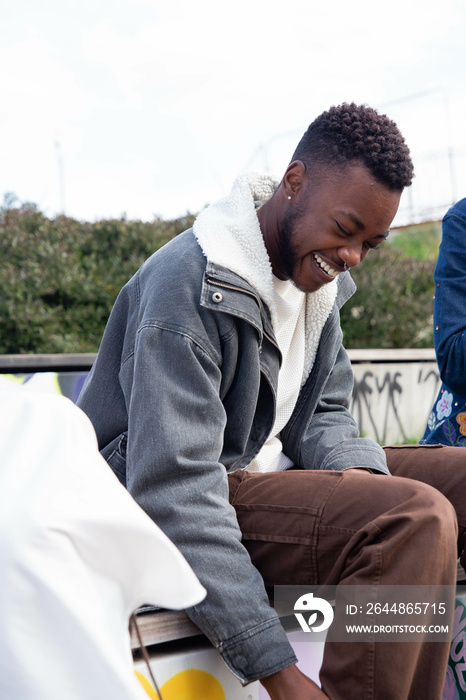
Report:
260,664,330,699
344,467,372,473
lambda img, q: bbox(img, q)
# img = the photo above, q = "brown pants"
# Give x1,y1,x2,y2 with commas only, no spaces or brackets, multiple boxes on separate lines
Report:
228,444,466,700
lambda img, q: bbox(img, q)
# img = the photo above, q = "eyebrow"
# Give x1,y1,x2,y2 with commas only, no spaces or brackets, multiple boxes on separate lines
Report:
337,210,390,239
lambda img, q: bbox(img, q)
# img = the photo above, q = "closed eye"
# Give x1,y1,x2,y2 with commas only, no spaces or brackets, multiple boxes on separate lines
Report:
336,220,385,252
336,221,351,237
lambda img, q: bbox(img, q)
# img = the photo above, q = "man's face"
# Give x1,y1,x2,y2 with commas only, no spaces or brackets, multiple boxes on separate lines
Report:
276,163,401,293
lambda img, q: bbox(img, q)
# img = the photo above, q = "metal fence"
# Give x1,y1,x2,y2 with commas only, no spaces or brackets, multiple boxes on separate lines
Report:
395,146,466,226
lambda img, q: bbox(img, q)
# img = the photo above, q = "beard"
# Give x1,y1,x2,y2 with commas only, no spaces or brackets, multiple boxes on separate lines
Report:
277,206,302,281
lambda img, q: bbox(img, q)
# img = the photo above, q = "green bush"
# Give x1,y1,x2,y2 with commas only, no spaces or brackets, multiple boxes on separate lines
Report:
0,195,439,353
0,197,194,353
388,222,441,261
340,244,436,349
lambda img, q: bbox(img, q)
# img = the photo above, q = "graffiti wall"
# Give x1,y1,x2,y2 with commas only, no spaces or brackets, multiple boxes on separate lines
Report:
134,640,260,699
445,592,466,700
0,353,441,445
351,360,441,444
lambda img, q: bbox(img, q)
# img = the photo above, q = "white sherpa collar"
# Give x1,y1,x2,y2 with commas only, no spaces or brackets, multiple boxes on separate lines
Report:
194,173,278,317
193,172,338,384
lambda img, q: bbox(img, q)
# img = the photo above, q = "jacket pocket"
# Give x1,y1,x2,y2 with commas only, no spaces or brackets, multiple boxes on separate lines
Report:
101,432,127,486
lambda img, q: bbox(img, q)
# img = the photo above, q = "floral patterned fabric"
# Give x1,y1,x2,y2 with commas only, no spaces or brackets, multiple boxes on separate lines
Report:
421,385,466,447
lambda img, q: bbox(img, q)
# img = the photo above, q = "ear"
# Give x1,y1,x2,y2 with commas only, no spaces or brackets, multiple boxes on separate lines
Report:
282,160,306,200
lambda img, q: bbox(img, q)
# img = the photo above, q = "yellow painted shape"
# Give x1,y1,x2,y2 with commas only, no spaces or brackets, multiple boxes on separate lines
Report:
135,670,159,699
161,669,226,700
1,374,26,385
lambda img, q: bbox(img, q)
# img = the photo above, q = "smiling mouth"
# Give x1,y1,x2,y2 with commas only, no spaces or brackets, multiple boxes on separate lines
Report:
313,253,339,279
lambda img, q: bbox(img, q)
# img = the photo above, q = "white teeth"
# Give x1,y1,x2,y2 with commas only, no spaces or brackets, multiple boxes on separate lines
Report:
313,253,338,278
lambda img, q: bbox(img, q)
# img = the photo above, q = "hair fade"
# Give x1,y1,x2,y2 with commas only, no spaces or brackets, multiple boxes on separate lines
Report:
291,103,414,191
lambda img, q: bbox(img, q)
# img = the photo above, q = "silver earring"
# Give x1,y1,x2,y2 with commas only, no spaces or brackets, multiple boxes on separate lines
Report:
287,195,292,200
343,262,349,271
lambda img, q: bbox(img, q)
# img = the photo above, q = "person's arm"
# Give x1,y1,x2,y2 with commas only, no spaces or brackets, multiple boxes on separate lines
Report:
434,200,466,395
283,341,389,475
125,323,297,685
261,664,330,699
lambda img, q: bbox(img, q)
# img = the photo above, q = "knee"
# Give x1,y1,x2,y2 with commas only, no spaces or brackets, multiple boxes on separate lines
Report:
378,479,458,583
408,480,458,547
377,476,457,551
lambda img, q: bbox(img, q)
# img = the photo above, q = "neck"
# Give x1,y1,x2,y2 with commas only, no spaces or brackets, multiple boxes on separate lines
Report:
257,193,287,280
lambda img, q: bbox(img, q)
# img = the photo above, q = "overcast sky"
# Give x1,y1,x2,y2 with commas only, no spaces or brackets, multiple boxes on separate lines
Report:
2,0,466,225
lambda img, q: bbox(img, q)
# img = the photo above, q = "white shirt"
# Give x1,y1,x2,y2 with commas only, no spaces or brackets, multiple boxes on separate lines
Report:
247,276,306,472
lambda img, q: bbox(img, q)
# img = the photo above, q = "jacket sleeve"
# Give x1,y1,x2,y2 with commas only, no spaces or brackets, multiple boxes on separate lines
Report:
433,199,466,395
124,323,296,684
284,340,389,475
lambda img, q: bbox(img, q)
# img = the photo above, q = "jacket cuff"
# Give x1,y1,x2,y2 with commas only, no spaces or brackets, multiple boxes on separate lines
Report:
218,617,297,684
321,439,390,475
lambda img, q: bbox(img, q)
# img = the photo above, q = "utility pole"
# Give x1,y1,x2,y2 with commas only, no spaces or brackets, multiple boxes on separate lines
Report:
55,139,66,215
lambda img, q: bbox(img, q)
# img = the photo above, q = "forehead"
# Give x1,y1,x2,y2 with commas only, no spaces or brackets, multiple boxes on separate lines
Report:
307,163,401,235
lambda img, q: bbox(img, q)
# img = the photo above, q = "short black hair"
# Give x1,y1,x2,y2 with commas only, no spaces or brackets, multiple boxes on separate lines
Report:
291,102,414,191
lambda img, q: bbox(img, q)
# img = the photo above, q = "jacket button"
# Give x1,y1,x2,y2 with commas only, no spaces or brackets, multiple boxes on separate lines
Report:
212,292,223,303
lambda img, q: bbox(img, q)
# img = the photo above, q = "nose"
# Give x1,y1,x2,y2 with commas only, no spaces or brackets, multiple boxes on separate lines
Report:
338,244,363,269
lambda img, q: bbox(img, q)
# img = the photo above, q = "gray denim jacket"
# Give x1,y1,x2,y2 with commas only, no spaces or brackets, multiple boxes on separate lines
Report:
78,226,388,684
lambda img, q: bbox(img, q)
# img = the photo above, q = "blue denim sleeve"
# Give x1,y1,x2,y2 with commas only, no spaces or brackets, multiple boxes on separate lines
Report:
434,198,466,395
124,324,297,684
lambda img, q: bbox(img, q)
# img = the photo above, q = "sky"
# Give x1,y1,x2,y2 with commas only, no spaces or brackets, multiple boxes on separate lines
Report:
1,0,466,227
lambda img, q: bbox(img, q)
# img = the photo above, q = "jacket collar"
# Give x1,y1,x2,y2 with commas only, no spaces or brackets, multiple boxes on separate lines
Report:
194,173,278,322
194,172,346,384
